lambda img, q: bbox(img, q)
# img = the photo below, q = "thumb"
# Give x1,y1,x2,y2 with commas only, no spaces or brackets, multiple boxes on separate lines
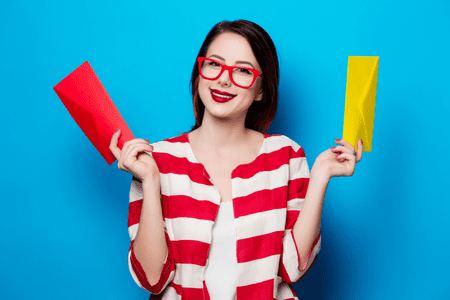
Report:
109,128,122,159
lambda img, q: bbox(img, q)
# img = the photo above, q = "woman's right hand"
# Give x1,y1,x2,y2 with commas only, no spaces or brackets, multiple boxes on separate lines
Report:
109,129,160,183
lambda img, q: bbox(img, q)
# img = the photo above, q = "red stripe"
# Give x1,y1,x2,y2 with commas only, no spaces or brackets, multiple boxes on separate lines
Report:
128,199,143,228
162,134,189,144
286,210,300,230
232,145,290,179
232,144,306,179
168,281,182,296
236,278,275,300
236,231,284,263
169,282,204,299
182,286,205,299
162,195,218,220
169,240,209,265
233,186,288,218
203,280,211,300
153,152,212,185
288,177,309,200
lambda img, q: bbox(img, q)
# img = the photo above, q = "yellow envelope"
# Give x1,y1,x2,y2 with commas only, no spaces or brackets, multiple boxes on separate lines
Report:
342,56,379,152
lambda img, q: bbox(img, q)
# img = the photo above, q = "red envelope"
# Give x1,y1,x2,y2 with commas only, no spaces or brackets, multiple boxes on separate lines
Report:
53,61,135,165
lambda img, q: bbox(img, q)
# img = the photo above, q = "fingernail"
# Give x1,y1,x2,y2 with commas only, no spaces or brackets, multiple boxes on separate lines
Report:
330,146,336,149
335,138,340,142
360,139,363,144
145,139,150,143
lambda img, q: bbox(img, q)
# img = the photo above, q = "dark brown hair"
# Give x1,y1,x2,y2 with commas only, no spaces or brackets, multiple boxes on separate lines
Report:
189,20,279,133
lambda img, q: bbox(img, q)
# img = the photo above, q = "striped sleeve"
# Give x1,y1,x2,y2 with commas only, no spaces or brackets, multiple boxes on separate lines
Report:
127,177,176,295
279,143,321,284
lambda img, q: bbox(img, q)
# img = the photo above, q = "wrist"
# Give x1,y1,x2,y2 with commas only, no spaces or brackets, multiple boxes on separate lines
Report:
141,174,161,188
310,165,331,184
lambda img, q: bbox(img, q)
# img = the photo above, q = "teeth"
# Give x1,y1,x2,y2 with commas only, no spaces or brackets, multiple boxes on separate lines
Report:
212,91,233,99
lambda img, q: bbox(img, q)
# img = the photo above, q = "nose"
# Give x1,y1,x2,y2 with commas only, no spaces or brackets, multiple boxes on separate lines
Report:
217,68,232,87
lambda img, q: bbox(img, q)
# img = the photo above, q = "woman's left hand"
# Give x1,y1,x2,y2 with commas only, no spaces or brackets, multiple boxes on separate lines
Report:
311,138,363,179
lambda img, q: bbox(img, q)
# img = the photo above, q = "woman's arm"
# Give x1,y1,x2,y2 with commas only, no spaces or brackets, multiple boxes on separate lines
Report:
110,129,174,293
132,176,169,286
292,138,363,268
291,169,328,269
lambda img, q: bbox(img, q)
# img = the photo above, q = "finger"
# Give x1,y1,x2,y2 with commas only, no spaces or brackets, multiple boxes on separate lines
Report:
335,138,355,153
110,128,122,159
123,142,153,161
335,152,355,162
355,139,363,162
122,144,154,168
121,139,152,160
123,145,153,171
122,138,151,151
330,145,353,155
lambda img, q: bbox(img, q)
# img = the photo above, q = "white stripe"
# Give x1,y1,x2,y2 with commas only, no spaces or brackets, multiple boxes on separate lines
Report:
160,173,219,203
236,254,280,286
161,285,181,299
289,157,310,180
276,282,296,299
282,229,300,282
287,198,304,211
128,223,139,240
264,135,300,153
236,208,286,240
153,140,199,164
128,250,146,291
129,223,169,241
232,164,289,198
166,217,214,243
172,263,204,288
130,179,143,202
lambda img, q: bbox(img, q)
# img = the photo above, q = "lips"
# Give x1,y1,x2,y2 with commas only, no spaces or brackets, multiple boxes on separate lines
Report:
210,89,236,103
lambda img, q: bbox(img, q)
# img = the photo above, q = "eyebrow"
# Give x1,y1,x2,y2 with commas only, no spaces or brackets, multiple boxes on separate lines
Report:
208,54,256,69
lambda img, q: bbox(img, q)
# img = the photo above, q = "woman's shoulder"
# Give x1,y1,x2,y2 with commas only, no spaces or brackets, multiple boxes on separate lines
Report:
149,132,197,165
264,133,304,153
150,133,189,148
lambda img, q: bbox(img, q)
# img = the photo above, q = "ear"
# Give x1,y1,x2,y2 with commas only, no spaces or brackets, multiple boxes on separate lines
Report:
255,87,263,101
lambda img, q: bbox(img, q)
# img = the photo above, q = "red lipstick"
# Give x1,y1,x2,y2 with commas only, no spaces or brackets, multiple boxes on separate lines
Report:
210,89,236,103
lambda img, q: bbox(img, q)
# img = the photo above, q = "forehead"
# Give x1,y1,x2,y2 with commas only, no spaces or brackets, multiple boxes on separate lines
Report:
206,32,259,67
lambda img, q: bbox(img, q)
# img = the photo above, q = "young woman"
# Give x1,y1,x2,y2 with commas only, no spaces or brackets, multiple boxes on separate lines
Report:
110,20,363,300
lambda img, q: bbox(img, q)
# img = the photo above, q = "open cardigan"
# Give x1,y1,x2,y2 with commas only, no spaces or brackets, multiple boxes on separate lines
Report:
127,133,321,300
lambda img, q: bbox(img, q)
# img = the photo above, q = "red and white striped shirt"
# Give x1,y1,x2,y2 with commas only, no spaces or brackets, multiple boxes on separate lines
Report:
127,133,321,300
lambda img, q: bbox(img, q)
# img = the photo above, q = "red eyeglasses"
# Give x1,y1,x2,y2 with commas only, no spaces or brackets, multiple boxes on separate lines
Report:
197,57,262,89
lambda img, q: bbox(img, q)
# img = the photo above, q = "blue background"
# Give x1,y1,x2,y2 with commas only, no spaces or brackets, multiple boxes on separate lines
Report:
1,0,449,299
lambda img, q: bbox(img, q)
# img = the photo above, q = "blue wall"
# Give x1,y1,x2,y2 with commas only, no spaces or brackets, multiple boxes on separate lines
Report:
1,0,449,299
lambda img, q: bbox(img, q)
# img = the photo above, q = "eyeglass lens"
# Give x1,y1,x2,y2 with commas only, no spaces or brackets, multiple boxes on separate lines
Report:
201,60,255,88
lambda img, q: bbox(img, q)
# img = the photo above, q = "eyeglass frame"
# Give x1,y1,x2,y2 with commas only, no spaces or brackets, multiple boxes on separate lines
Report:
197,57,262,89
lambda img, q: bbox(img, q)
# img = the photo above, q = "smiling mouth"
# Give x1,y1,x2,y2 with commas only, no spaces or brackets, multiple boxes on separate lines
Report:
210,89,236,103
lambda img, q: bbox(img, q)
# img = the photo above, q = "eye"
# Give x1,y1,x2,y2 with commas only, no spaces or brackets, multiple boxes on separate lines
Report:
207,60,221,67
237,68,252,75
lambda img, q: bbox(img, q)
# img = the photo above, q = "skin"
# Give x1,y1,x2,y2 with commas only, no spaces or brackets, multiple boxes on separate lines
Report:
109,32,363,286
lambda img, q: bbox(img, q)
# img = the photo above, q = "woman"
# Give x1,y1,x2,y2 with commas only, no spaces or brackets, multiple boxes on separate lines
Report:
110,20,363,300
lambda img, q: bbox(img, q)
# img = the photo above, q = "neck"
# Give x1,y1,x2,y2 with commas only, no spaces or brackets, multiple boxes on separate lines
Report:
195,110,251,150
